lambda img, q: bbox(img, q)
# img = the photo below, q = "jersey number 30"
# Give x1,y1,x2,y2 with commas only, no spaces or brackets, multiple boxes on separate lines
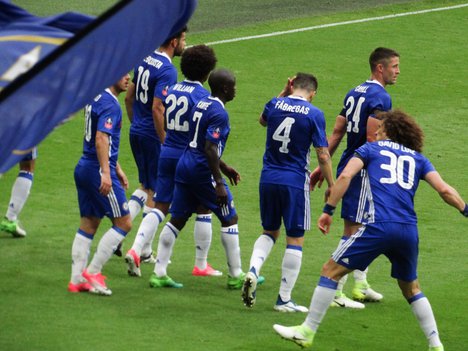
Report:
379,150,415,189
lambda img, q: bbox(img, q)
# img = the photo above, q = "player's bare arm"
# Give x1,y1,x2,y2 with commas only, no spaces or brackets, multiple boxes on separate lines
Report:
116,162,128,190
314,147,334,198
124,82,135,123
205,140,227,205
259,114,267,126
310,115,347,190
95,131,111,196
424,171,467,213
220,159,240,186
152,97,166,143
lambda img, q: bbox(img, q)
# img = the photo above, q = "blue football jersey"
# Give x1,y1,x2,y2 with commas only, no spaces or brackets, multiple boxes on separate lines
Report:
355,140,435,224
260,96,328,190
80,89,122,168
129,51,177,141
175,96,230,184
161,80,210,158
337,80,392,174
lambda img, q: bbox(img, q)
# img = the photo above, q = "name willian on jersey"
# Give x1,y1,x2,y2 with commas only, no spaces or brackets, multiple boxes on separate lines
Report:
378,140,415,154
172,83,195,93
274,100,310,115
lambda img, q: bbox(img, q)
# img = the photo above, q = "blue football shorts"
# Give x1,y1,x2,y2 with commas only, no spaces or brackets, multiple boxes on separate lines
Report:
129,133,161,191
74,162,130,219
154,156,178,203
20,147,38,162
259,182,309,237
332,222,419,282
170,179,236,222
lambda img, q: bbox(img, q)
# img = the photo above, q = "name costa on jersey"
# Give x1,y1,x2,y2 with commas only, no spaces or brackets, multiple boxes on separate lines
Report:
143,56,163,69
274,100,310,115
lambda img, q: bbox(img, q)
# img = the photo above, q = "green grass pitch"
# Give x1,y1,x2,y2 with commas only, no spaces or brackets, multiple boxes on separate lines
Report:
1,1,467,350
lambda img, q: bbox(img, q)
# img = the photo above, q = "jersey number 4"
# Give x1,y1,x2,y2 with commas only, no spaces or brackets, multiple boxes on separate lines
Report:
272,117,295,153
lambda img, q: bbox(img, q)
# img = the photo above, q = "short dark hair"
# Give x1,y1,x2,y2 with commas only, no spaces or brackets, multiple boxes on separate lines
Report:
292,72,318,91
208,68,235,94
369,47,400,71
180,45,217,82
378,110,424,152
162,25,188,47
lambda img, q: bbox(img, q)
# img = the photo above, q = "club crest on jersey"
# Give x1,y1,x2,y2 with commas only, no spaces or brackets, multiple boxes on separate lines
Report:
104,117,113,129
211,127,221,139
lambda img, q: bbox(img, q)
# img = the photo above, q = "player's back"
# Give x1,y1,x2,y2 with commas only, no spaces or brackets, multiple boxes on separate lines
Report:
130,51,177,140
176,96,230,184
338,80,392,173
162,80,210,158
261,96,328,189
80,90,122,168
355,140,434,224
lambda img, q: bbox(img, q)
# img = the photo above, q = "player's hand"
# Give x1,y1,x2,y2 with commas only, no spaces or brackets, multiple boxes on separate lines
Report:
318,213,332,234
117,168,129,190
100,172,112,196
310,166,324,191
215,182,228,207
221,165,241,186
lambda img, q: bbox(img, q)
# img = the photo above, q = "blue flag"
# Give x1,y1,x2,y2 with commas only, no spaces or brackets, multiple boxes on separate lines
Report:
0,0,197,173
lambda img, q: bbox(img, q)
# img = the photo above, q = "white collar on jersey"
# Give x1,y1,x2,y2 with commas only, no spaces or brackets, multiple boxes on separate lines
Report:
105,88,119,102
288,95,307,101
208,96,224,108
366,79,384,88
154,50,172,63
183,79,203,86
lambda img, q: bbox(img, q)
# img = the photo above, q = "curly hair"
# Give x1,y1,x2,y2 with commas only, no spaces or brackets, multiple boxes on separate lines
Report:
378,110,424,153
180,45,217,82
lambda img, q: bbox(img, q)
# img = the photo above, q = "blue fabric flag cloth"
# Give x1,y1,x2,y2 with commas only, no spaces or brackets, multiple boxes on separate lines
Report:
0,0,197,173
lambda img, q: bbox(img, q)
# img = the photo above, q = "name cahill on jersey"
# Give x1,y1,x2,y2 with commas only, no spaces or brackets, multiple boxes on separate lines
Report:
274,100,310,115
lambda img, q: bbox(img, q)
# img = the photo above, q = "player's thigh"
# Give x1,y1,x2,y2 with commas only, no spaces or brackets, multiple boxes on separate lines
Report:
259,183,282,231
196,180,237,223
154,157,177,203
385,223,419,282
129,133,160,191
170,182,198,220
331,224,385,271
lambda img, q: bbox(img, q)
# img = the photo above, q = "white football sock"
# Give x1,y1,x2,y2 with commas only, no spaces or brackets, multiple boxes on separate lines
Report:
128,189,147,220
193,214,212,270
304,277,338,332
221,224,242,277
70,230,93,284
131,208,165,257
409,293,443,348
6,171,33,220
353,267,368,283
87,227,127,274
154,222,178,277
249,233,275,277
279,245,302,302
141,205,155,255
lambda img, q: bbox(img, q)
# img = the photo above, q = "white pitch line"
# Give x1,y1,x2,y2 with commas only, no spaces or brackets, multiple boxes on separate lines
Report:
204,3,468,46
